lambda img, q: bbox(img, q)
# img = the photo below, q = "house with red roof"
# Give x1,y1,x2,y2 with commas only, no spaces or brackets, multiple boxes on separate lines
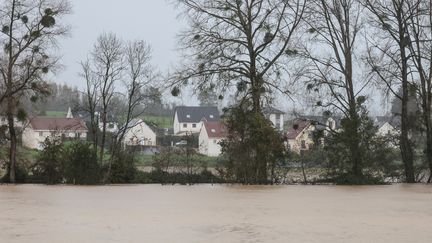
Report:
22,116,88,150
285,120,316,154
198,121,227,157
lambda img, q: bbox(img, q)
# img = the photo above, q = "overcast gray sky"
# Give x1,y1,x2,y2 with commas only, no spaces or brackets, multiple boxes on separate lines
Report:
57,0,183,89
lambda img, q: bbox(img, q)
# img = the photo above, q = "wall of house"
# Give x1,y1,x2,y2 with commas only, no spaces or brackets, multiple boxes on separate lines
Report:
22,129,87,150
268,114,284,131
198,128,208,155
174,112,203,134
98,122,119,133
287,125,316,154
22,128,43,150
124,122,157,146
173,112,180,134
207,138,223,157
377,122,398,137
199,128,223,157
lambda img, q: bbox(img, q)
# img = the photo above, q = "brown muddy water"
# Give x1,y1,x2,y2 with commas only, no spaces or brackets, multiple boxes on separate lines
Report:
0,184,431,243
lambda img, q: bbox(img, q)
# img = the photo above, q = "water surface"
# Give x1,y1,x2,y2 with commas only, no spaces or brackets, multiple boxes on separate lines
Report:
0,184,431,242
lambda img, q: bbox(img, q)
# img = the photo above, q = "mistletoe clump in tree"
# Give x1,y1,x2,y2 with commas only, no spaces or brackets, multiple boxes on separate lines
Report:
172,0,306,184
0,0,71,183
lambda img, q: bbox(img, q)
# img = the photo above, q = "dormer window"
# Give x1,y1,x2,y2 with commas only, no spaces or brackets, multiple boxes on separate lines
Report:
186,114,191,118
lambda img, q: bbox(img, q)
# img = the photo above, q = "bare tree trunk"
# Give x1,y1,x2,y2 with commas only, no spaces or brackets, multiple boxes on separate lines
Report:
400,44,415,183
426,122,432,183
7,99,16,183
99,109,107,164
6,0,17,183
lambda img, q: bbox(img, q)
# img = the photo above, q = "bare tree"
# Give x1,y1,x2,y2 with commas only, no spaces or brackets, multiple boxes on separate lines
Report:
80,60,99,157
405,0,432,182
0,0,70,183
106,40,157,179
363,0,418,183
114,40,154,146
81,33,124,164
302,0,367,177
172,0,306,112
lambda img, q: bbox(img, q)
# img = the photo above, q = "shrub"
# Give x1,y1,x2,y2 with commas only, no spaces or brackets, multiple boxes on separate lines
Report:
63,142,101,185
220,104,287,184
32,138,64,184
108,149,138,183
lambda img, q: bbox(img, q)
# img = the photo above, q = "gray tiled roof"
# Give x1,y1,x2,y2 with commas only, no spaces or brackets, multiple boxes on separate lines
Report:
174,106,220,123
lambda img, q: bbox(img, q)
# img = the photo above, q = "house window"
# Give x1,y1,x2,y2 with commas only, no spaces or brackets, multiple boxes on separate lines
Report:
39,132,43,137
301,140,306,149
1,117,5,122
213,139,217,144
183,123,187,128
276,114,281,120
76,133,81,138
192,124,197,128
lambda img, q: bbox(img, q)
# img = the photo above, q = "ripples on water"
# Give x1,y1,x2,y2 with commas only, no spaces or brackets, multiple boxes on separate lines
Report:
0,184,431,243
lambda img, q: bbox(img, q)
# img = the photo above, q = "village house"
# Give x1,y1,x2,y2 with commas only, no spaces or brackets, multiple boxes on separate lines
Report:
123,118,157,146
374,116,400,137
286,120,316,154
22,117,88,150
285,115,340,154
199,121,227,157
263,107,285,131
173,106,220,135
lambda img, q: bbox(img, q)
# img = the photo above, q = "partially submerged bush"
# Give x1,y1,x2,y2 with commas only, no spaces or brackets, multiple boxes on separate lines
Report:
32,138,64,184
63,142,100,185
108,149,138,184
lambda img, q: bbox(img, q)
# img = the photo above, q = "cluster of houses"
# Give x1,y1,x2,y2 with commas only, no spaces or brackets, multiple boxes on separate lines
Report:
0,104,401,157
285,115,400,154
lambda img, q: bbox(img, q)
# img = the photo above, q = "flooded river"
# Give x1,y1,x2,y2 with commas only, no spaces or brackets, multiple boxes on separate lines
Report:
0,184,431,243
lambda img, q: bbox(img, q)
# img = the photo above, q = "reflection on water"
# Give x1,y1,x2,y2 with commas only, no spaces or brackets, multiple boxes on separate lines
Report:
0,184,431,243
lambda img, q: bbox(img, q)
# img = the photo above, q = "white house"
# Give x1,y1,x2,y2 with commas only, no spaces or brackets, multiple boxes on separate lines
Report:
22,117,88,150
263,107,285,131
286,120,316,154
173,106,220,135
123,119,157,146
199,121,227,157
0,116,26,129
375,116,400,137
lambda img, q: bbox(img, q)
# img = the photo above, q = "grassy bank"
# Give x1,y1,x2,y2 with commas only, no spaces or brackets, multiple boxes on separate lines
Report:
142,115,172,129
135,154,221,168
